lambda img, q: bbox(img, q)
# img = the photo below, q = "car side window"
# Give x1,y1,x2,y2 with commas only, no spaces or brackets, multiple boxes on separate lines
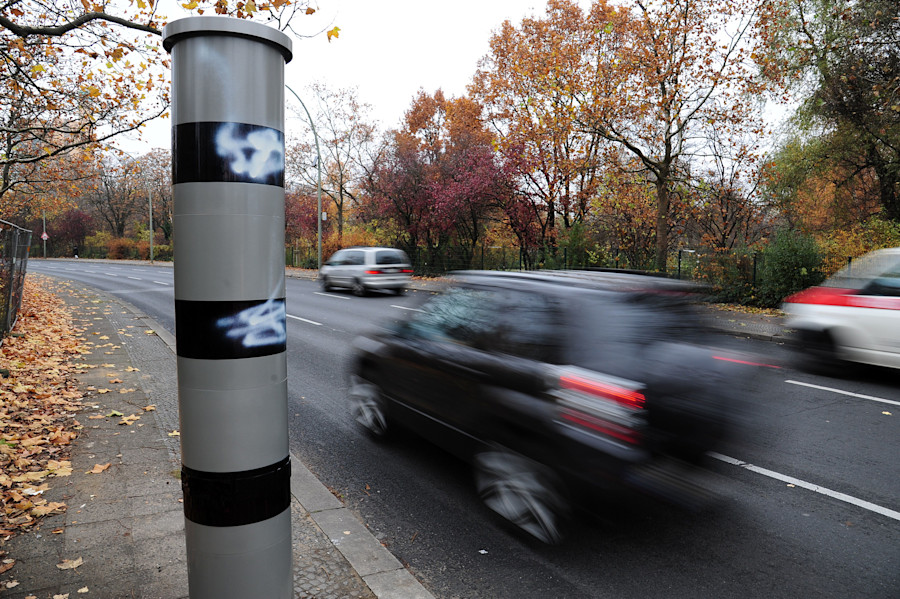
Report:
489,290,559,362
327,250,347,265
345,251,365,266
405,287,499,346
863,257,900,297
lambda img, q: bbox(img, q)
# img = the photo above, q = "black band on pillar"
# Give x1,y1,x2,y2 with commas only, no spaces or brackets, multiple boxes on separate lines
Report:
182,457,291,527
175,298,287,360
173,122,285,187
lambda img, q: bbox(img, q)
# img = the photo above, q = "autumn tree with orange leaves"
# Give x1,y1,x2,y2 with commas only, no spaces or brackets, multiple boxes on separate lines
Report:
578,0,782,271
0,0,324,221
471,0,613,261
474,0,783,272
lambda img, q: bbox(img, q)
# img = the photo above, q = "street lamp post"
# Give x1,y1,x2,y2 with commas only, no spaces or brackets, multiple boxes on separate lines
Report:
285,85,322,269
148,187,154,263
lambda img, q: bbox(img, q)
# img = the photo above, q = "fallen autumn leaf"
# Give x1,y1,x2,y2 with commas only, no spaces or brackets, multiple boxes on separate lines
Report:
56,557,83,570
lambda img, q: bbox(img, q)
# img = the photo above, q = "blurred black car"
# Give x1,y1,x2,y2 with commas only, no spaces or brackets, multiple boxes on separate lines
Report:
348,270,753,543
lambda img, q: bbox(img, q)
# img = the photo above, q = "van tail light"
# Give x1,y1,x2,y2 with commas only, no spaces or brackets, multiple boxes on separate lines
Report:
551,367,645,444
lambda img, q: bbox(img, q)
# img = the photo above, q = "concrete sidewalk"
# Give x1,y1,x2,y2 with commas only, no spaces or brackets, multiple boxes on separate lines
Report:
3,281,434,599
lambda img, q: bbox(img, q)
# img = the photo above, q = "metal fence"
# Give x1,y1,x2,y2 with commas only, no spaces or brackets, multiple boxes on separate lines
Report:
0,220,32,339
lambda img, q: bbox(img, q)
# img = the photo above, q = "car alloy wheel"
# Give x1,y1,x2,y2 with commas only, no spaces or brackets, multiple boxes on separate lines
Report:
320,276,333,292
349,375,389,438
352,279,367,297
474,450,568,544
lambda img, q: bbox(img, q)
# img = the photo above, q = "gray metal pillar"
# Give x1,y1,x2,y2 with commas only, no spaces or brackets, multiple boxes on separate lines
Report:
162,17,293,598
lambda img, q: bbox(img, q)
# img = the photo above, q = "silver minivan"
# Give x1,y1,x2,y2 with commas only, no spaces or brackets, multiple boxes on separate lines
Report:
319,247,413,296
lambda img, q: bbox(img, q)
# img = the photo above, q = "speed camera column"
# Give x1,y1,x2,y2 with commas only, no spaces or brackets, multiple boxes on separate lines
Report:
163,17,293,598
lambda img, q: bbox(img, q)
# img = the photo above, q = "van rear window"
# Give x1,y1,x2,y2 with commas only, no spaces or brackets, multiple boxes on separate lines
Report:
376,250,409,265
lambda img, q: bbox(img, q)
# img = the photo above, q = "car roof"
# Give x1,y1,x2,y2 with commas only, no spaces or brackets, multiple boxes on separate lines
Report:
343,246,405,251
448,269,701,295
866,247,900,257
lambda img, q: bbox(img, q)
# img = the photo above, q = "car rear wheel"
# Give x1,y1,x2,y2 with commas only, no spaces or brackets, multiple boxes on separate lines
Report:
795,329,841,374
352,279,368,297
320,275,333,292
349,375,389,438
474,450,569,544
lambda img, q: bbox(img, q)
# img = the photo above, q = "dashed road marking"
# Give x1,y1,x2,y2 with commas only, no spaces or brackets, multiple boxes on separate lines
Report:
314,292,350,300
391,305,425,313
786,380,900,407
710,452,900,521
287,314,322,326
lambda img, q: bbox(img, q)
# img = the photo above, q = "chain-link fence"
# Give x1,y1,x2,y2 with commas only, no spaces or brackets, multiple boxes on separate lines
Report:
0,220,32,339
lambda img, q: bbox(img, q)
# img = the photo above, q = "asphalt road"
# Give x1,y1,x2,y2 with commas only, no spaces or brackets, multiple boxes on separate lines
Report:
28,259,900,598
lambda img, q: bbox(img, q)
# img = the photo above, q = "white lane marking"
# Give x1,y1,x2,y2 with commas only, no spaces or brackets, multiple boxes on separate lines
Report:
710,452,900,522
106,273,118,277
313,292,350,300
786,380,900,407
100,288,173,294
391,305,425,313
287,314,322,326
153,281,169,286
127,276,142,280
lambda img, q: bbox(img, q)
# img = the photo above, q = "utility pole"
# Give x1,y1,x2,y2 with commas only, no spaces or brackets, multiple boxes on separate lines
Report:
163,17,293,598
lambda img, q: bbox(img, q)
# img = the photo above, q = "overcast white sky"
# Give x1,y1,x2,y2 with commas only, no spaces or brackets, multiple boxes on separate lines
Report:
118,0,590,154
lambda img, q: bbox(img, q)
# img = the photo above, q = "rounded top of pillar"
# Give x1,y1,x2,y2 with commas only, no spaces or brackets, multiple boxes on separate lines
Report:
163,16,293,63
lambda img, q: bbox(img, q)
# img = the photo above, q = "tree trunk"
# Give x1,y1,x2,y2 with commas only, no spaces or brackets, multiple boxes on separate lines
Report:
655,175,670,273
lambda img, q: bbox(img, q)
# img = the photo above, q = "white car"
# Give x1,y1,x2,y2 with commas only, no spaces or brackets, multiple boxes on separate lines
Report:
319,247,413,296
782,248,900,370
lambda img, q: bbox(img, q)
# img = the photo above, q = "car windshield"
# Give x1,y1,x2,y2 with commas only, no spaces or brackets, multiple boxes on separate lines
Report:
375,250,409,265
405,288,494,343
824,251,900,290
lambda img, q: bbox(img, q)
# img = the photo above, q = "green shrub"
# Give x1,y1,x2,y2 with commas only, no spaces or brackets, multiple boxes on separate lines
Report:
153,244,173,261
755,229,825,308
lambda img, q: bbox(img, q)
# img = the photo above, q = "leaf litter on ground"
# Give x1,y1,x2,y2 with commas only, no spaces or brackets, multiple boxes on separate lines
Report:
0,276,86,537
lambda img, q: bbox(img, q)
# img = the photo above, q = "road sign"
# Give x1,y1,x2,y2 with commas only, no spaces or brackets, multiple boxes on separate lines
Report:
40,232,49,240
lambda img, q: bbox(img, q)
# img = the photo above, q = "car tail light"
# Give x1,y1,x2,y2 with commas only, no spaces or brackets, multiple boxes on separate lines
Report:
551,367,645,444
783,286,853,306
559,372,645,410
365,269,382,275
401,268,414,273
